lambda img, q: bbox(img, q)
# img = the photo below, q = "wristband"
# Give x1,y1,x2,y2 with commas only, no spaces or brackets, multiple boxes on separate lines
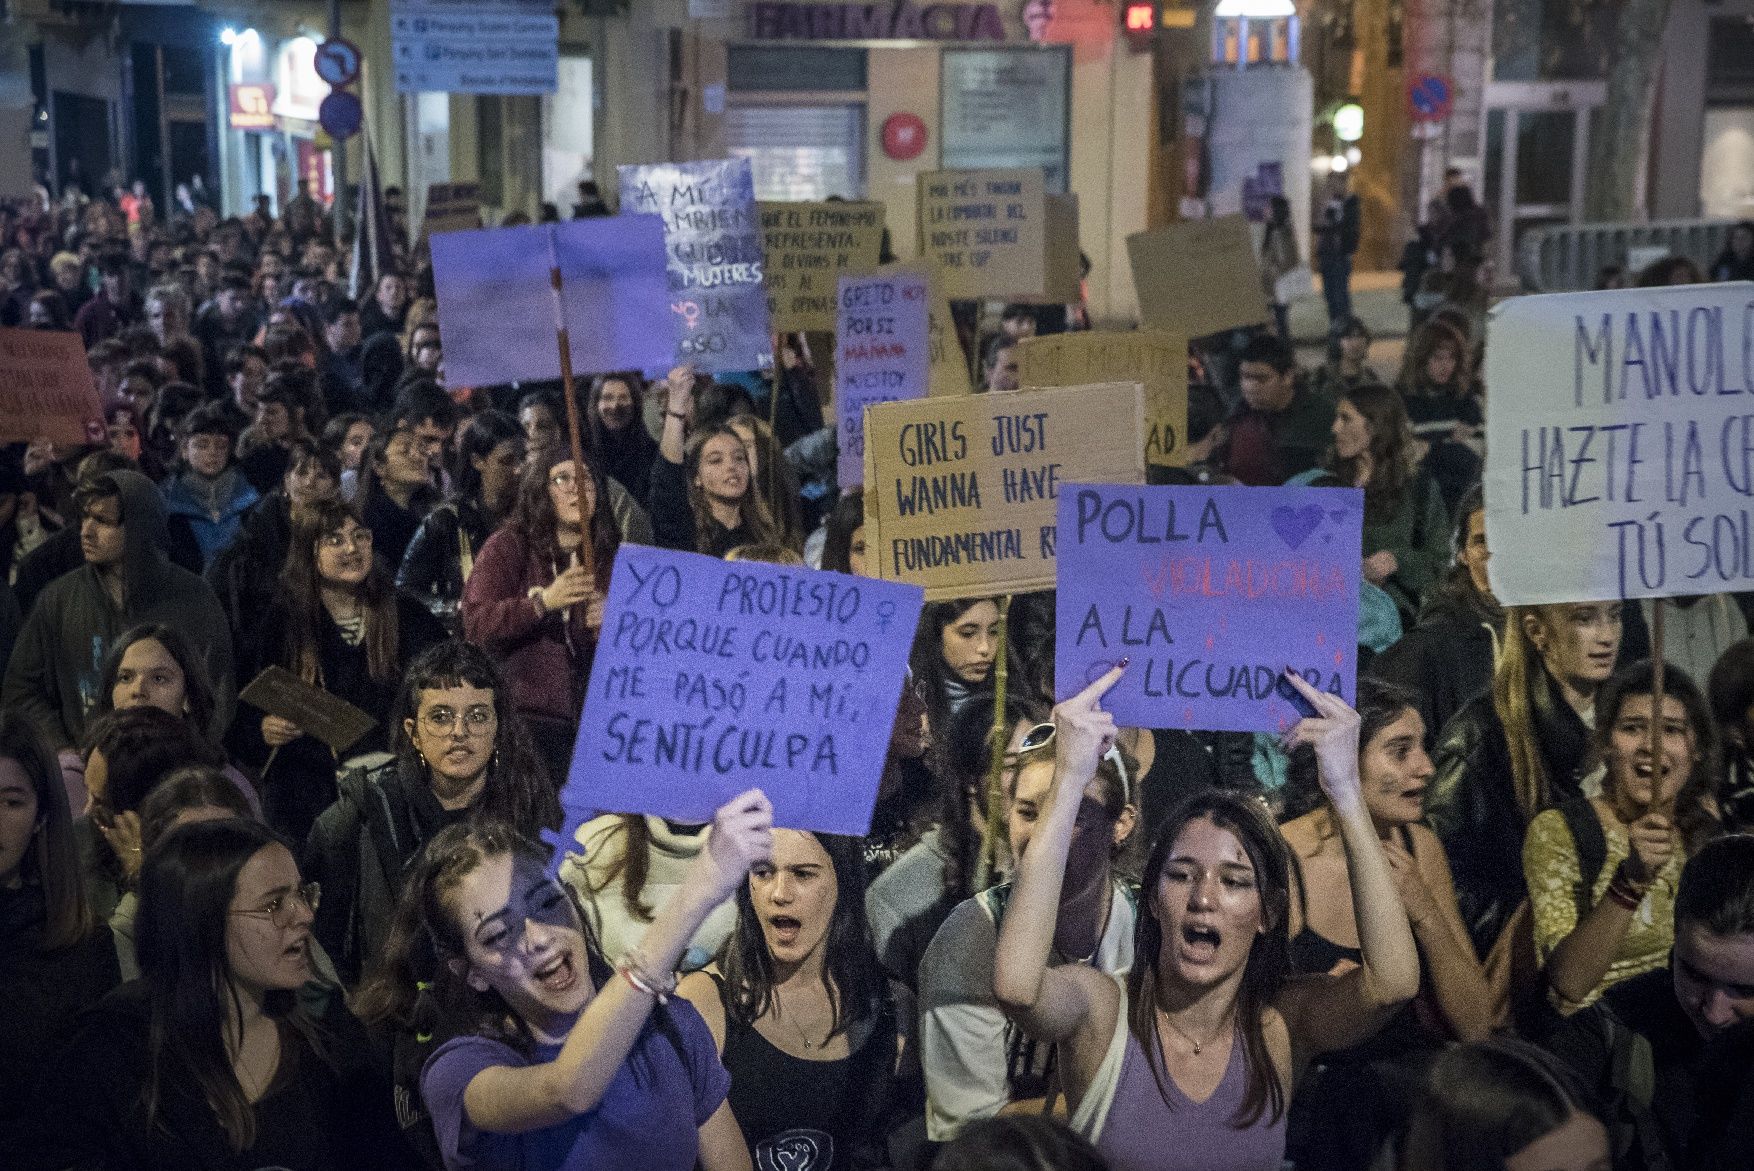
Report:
1605,879,1644,912
617,947,677,1003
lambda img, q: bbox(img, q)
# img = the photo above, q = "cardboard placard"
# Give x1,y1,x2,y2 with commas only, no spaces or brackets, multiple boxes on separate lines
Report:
558,546,925,836
0,328,105,446
1483,281,1754,604
862,381,1147,600
239,666,377,755
1019,330,1188,467
1054,483,1363,732
836,269,932,490
422,181,482,238
619,159,773,373
918,168,1071,301
1127,215,1271,339
760,200,887,333
430,217,674,389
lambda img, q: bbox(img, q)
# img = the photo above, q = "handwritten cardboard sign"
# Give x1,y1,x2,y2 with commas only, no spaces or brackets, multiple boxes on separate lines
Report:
1127,215,1270,339
239,666,377,754
430,217,674,388
862,382,1146,600
1055,483,1363,732
620,159,773,373
836,269,932,490
1483,281,1754,604
760,200,886,332
422,181,482,239
0,327,105,446
1019,330,1188,467
557,547,925,836
918,168,1077,302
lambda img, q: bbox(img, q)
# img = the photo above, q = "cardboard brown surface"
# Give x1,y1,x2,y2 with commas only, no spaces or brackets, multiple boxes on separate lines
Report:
917,168,1049,301
1018,330,1188,466
1127,215,1270,339
240,666,377,755
0,327,105,446
862,381,1146,600
760,200,886,332
423,182,483,239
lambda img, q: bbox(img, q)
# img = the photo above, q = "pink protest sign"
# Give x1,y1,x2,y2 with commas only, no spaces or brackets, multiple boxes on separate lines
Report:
0,328,105,446
1054,482,1363,732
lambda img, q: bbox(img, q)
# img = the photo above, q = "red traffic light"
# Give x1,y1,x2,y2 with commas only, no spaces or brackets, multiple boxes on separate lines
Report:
1124,1,1156,30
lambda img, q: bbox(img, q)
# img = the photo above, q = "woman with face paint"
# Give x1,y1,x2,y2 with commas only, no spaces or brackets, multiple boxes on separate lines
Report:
993,667,1419,1171
919,709,1138,1141
678,830,900,1171
1526,660,1721,1015
357,792,773,1171
1277,677,1493,1168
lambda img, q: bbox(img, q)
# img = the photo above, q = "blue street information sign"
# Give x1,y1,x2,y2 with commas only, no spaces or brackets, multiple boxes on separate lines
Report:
391,0,558,95
318,90,365,140
314,38,363,87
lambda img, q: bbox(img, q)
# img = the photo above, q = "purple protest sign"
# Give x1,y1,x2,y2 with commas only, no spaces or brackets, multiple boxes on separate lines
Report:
1054,483,1363,733
430,217,673,389
836,270,931,490
619,159,773,374
558,546,925,839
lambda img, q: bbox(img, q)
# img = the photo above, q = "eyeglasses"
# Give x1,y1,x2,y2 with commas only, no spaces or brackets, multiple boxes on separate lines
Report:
319,528,372,552
231,882,321,928
549,469,579,488
420,705,497,737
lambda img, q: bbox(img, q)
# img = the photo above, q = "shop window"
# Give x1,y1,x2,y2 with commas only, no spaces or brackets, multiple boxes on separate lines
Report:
728,46,866,92
941,47,1069,192
726,104,865,200
1708,18,1754,98
1491,0,1610,82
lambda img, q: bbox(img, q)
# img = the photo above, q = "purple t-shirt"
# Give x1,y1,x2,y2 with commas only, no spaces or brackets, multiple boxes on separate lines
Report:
421,999,731,1171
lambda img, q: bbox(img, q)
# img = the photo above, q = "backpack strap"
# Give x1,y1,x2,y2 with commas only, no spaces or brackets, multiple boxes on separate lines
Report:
1408,465,1435,551
1556,796,1609,917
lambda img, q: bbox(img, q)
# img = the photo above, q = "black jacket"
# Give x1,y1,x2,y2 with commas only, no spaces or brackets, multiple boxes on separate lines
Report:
1370,571,1502,740
395,497,495,626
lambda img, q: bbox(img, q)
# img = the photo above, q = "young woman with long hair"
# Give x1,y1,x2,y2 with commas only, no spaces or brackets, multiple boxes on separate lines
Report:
304,639,560,986
910,599,1005,766
727,411,805,549
1396,317,1483,441
1278,677,1492,1166
587,372,660,499
239,497,447,843
1306,316,1382,400
679,830,901,1170
1428,600,1625,958
461,447,617,784
649,366,780,556
17,817,411,1170
356,423,440,569
1525,660,1721,1014
355,793,774,1171
992,668,1419,1171
208,436,341,647
0,709,119,1129
399,410,524,626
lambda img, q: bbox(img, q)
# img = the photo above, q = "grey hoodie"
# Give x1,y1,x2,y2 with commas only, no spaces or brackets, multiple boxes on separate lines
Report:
1,470,235,750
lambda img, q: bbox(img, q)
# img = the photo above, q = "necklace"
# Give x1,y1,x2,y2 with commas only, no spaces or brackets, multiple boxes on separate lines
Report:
772,984,827,1051
1156,1005,1234,1056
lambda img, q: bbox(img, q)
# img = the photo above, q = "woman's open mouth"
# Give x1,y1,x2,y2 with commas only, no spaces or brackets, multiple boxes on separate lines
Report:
768,916,802,947
533,952,577,994
1178,923,1223,965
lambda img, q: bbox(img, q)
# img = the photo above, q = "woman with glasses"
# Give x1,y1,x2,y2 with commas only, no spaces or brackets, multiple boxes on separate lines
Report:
462,449,618,785
303,640,560,987
235,498,447,845
355,795,773,1171
16,817,415,1171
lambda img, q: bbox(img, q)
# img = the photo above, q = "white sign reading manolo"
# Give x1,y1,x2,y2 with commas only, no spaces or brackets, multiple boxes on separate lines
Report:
1484,282,1754,605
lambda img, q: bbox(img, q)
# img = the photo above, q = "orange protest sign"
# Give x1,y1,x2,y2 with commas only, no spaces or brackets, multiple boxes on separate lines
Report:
0,328,105,446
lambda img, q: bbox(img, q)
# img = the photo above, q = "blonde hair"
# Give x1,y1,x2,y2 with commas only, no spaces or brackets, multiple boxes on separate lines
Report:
1493,606,1560,823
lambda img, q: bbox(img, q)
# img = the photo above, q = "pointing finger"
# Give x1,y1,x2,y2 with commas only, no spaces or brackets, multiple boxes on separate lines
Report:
1070,659,1129,708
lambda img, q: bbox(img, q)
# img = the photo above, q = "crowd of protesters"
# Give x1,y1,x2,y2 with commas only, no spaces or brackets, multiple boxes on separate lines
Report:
3,174,1754,1171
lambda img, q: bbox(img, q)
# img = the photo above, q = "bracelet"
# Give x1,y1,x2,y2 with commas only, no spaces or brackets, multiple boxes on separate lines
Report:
665,411,689,423
527,586,548,617
617,947,678,1003
1605,879,1645,912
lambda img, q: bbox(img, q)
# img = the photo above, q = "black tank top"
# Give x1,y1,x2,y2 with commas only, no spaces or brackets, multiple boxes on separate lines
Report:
713,974,898,1171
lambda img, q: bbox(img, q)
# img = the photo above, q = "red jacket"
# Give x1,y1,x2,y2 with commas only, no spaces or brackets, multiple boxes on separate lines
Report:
460,527,592,722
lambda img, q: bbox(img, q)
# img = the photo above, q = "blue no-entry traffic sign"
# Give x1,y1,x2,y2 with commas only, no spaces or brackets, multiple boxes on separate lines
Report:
1407,74,1453,123
314,38,363,87
318,90,364,140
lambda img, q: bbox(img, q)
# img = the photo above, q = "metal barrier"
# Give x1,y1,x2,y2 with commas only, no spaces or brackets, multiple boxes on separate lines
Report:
1516,219,1739,292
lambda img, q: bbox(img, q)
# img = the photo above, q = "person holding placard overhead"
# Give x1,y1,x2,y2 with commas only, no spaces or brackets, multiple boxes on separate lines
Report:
462,448,617,786
1427,598,1625,962
649,366,782,557
991,667,1418,1171
1523,661,1720,1016
359,793,774,1171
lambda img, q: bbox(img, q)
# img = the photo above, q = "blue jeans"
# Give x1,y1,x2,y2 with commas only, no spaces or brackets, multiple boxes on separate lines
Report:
1320,256,1353,325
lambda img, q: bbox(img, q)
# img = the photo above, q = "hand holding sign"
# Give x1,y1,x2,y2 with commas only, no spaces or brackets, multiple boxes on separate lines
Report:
1281,670,1364,817
695,788,776,905
543,553,595,613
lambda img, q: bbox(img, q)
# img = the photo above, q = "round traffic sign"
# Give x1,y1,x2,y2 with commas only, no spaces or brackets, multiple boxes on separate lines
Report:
314,38,363,87
318,90,364,140
881,112,928,161
1407,74,1453,123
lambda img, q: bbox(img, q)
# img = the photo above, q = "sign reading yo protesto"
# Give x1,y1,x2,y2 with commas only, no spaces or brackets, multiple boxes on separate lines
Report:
863,382,1146,599
1055,482,1363,732
1484,281,1754,604
560,548,924,836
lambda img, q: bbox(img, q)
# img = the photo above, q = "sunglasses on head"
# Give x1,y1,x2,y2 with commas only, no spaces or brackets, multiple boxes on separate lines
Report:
1006,721,1133,807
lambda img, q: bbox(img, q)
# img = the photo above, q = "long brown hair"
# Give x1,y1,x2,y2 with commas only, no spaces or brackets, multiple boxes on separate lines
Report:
507,446,619,584
1399,317,1475,397
1592,659,1721,852
279,497,399,684
1328,383,1417,525
684,424,779,553
1492,608,1557,825
0,711,95,951
1129,791,1292,1128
